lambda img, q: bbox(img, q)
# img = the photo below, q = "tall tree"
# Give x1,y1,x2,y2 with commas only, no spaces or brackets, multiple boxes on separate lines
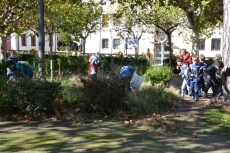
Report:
60,0,103,54
141,0,185,65
113,4,145,58
114,0,223,56
222,0,230,100
0,0,37,61
167,0,223,56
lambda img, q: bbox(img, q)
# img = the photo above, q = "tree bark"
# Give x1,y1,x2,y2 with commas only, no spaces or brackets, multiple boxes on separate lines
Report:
0,36,7,62
191,29,200,56
49,34,53,59
166,32,172,66
82,38,86,55
222,0,230,100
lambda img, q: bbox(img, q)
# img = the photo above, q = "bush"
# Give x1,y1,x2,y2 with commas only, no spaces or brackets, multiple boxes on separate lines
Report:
0,79,63,118
145,66,172,90
0,63,6,75
16,54,148,76
78,76,128,115
127,82,180,115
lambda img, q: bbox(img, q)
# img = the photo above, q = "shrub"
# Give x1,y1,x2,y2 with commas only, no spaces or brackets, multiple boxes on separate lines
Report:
0,63,6,75
145,65,172,90
127,82,180,115
16,54,148,76
0,79,63,118
78,75,128,115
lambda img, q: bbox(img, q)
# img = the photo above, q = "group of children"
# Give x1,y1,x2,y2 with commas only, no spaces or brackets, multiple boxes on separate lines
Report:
177,54,224,101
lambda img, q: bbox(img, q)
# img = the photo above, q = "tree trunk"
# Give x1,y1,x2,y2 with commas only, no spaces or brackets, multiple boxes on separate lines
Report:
222,0,230,100
0,36,7,62
38,0,45,79
82,38,86,55
191,29,200,56
166,32,172,66
49,34,53,59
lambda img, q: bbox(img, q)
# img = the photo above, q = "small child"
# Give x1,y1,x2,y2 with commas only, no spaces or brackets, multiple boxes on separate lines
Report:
215,55,223,97
6,50,19,81
180,61,190,98
199,54,207,96
203,60,224,97
6,60,34,81
176,58,183,70
7,50,19,63
188,57,203,101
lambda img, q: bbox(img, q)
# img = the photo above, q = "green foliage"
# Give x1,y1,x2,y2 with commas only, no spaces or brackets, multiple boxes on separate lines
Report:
0,63,6,75
128,83,180,114
78,77,127,115
113,3,145,42
145,66,172,90
17,54,148,76
0,79,63,118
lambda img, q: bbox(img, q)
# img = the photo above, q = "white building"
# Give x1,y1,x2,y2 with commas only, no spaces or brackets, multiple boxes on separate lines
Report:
6,32,57,52
5,27,222,58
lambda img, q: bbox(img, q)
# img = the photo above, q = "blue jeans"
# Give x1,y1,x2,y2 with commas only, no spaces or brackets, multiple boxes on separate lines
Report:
181,79,189,97
190,81,200,100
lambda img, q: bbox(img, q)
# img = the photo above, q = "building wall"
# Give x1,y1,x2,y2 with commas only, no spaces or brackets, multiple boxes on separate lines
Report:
85,29,154,55
9,28,223,58
10,31,57,52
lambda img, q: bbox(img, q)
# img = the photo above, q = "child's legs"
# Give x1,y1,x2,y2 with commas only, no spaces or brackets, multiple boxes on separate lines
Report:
200,77,205,91
181,80,187,96
190,82,194,97
193,82,200,99
188,80,193,96
204,76,212,93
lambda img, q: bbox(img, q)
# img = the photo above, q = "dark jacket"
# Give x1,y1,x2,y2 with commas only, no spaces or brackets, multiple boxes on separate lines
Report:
188,63,205,82
204,65,217,79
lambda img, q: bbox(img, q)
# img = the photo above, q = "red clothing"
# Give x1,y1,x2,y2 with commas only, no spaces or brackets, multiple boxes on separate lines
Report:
88,56,99,75
180,52,192,64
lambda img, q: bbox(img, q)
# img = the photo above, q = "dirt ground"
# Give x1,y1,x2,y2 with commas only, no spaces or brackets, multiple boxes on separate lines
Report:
0,75,230,153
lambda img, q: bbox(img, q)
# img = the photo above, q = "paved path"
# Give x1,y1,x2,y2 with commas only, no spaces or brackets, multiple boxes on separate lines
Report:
163,75,230,153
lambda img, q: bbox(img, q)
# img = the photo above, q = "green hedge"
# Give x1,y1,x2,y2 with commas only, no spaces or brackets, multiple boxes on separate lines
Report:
2,54,148,76
0,79,63,118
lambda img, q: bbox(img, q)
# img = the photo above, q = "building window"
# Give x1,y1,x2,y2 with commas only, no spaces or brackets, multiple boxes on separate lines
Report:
21,34,27,46
211,38,221,51
199,39,205,50
113,39,120,49
31,36,36,46
102,39,109,49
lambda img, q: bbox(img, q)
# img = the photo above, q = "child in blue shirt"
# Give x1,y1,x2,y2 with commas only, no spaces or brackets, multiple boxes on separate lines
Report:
199,54,207,96
6,50,19,81
180,61,190,98
188,57,205,101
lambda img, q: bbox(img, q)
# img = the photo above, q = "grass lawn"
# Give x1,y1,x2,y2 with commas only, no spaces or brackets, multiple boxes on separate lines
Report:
0,120,159,153
205,106,230,135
